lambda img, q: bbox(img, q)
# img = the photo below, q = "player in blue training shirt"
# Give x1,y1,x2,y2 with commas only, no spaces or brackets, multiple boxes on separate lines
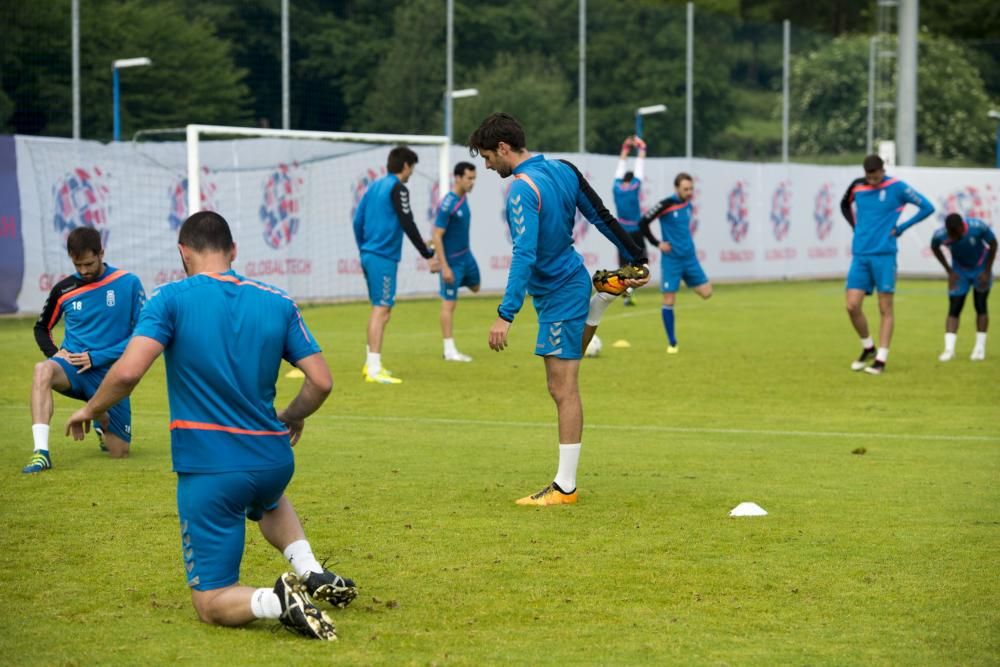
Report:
433,161,480,362
839,154,934,375
353,146,439,384
65,212,354,641
930,213,996,361
640,172,713,354
467,112,649,507
611,135,647,305
24,226,144,473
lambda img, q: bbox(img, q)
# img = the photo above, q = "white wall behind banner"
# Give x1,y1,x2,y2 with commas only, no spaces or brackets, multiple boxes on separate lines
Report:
10,135,999,314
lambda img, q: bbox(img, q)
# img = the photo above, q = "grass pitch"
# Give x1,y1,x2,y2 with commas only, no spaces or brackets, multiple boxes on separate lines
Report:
1,279,997,665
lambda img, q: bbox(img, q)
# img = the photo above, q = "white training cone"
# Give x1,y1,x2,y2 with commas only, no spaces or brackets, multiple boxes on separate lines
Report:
729,502,768,517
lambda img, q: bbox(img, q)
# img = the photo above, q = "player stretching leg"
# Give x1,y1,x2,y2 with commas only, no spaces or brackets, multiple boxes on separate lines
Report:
839,155,934,374
930,213,996,361
24,227,144,473
66,213,355,640
639,172,712,353
468,113,648,507
433,162,481,362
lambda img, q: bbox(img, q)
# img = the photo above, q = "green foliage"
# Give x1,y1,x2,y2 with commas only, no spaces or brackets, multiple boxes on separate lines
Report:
1,280,998,663
789,34,995,162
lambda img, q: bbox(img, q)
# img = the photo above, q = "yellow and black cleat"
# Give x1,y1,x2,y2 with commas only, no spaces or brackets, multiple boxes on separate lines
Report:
515,483,578,506
592,265,650,296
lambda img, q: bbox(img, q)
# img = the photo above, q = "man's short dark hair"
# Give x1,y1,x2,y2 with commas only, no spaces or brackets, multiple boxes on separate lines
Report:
674,172,693,187
623,171,634,183
945,213,964,230
178,211,234,253
387,146,419,174
863,154,884,173
66,227,102,258
454,161,476,177
467,113,526,156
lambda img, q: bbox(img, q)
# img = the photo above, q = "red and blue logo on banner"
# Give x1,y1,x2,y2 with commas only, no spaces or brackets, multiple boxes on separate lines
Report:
52,166,111,246
260,162,303,249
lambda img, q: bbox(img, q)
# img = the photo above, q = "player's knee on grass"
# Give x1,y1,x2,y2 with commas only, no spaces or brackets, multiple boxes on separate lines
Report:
697,283,713,299
973,289,989,315
949,294,967,318
470,284,480,293
104,433,130,458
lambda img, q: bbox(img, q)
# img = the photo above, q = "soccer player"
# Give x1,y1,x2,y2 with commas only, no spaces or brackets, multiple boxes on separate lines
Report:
839,154,934,375
64,212,355,640
24,226,144,473
930,213,996,361
353,146,439,384
467,112,649,507
433,161,480,362
612,135,647,305
639,172,712,354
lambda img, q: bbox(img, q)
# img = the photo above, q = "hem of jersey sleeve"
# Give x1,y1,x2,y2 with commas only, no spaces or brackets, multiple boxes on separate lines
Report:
497,309,513,323
287,349,323,365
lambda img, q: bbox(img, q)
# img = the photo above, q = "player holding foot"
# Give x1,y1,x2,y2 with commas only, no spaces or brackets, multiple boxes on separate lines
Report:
24,226,144,473
639,172,712,353
65,212,355,640
840,154,934,375
468,112,648,507
433,161,480,362
930,213,996,361
354,146,439,384
612,135,647,306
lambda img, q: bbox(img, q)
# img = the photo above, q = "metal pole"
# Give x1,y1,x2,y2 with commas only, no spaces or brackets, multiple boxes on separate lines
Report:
578,0,586,153
112,67,120,142
685,2,693,158
281,0,290,130
896,0,918,166
782,19,789,163
635,113,642,139
445,0,453,142
867,37,876,153
72,0,80,139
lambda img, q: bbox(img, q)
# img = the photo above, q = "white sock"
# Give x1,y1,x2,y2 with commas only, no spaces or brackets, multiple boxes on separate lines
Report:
944,332,957,353
553,443,581,493
586,292,617,326
443,338,458,355
974,332,987,349
250,588,283,619
32,424,50,453
366,351,382,376
283,539,323,577
860,336,874,350
876,347,889,363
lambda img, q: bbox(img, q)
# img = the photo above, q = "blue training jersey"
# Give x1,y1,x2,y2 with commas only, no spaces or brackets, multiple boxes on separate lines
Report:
352,173,434,262
33,264,145,368
639,195,697,259
841,175,934,255
931,218,996,270
435,191,472,260
612,178,642,228
133,270,322,474
499,154,642,322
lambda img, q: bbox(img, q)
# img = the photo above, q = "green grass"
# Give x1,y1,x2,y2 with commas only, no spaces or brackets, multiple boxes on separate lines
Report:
1,279,998,665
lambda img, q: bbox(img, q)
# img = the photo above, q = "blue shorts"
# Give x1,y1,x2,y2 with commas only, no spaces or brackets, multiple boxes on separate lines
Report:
950,266,992,297
439,253,481,301
661,254,709,293
176,462,295,591
361,253,397,307
532,264,590,360
846,254,896,294
50,357,132,443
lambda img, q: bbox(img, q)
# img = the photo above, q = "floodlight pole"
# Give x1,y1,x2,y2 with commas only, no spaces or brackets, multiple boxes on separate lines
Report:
989,110,1000,168
281,0,289,130
781,19,790,163
72,0,80,139
635,104,667,139
578,0,587,153
443,88,478,145
685,2,694,159
112,57,152,142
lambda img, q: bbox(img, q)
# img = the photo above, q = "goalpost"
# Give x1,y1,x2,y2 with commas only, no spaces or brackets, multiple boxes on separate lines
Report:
185,124,450,218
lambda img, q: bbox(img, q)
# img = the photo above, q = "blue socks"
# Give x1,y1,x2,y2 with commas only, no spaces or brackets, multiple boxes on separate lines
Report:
661,305,676,346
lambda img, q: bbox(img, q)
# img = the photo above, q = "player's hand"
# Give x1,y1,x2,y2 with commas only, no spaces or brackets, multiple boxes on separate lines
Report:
442,265,455,284
277,410,305,447
66,351,92,373
427,255,442,274
976,271,989,290
659,241,672,255
65,406,94,441
623,265,651,288
489,317,511,352
948,271,958,291
53,349,72,361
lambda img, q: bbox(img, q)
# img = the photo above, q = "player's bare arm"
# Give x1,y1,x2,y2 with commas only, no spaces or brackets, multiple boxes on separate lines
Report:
277,352,333,446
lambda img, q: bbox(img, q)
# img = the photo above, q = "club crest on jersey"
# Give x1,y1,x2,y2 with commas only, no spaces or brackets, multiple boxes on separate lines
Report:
106,290,116,307
52,166,111,245
879,189,886,202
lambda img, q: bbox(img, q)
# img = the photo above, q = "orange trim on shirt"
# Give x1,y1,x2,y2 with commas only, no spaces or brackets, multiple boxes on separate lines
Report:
169,420,290,437
658,201,689,218
201,273,313,343
49,269,129,330
853,177,899,194
513,174,542,212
